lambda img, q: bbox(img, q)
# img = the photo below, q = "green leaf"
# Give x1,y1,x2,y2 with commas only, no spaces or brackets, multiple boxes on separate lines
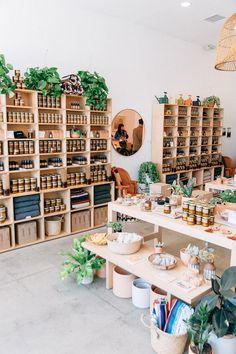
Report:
212,278,221,294
221,266,236,290
212,308,229,337
199,294,218,310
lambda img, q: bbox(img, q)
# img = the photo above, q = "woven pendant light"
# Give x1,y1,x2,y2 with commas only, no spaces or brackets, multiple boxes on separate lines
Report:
215,13,236,71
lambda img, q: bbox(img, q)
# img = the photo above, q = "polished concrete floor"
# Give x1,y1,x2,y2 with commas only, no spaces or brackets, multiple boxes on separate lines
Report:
0,221,230,354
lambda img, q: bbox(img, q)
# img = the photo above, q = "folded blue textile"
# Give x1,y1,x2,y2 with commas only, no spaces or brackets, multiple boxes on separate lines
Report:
14,205,40,215
14,194,40,204
14,209,40,221
14,200,40,210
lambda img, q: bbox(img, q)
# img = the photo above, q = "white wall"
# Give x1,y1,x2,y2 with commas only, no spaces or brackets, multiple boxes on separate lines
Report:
0,0,235,178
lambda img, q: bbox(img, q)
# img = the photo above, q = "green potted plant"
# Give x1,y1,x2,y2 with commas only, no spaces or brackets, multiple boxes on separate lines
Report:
170,180,182,205
24,66,62,97
200,266,236,354
78,70,108,110
203,96,220,108
107,221,122,233
186,304,213,354
59,235,105,285
138,162,160,193
0,54,16,97
70,128,81,138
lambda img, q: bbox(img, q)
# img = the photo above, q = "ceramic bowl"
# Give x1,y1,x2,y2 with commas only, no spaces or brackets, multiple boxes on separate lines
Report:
107,233,143,255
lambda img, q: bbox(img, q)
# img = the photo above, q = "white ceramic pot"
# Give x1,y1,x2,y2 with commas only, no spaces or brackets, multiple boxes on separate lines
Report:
132,278,150,309
209,333,236,354
45,216,62,236
81,274,94,285
113,266,136,298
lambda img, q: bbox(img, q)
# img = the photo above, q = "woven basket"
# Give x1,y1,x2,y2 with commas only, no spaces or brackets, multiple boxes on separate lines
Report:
151,325,187,354
141,314,188,354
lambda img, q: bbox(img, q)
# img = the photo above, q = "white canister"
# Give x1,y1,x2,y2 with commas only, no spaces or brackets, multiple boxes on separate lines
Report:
132,278,150,309
209,333,236,354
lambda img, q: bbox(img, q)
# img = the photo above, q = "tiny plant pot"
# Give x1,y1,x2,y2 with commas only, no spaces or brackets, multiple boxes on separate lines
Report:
96,263,106,279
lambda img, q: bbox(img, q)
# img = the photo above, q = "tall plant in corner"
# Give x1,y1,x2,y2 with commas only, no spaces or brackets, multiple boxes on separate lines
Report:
0,54,16,97
24,67,62,97
78,70,108,109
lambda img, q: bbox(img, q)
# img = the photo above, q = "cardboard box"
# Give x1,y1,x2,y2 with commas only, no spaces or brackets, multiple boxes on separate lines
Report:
0,227,11,250
94,206,108,227
15,221,37,245
150,183,171,197
192,190,213,202
71,210,91,232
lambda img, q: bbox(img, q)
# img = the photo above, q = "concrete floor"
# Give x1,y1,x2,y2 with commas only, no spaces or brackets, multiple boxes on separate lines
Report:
0,221,230,354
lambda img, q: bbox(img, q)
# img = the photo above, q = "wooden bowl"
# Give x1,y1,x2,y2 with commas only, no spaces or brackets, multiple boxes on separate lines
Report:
148,253,177,270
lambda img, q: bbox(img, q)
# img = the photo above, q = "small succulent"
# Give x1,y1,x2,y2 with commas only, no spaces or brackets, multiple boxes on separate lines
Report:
155,241,164,248
199,242,214,263
185,243,200,256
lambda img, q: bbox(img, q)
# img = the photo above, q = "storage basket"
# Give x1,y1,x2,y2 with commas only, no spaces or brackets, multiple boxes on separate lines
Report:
45,216,62,236
113,266,136,298
141,314,188,354
150,285,168,314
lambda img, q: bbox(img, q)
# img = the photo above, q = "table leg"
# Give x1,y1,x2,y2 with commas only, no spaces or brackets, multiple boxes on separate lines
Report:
154,225,162,243
108,206,117,223
106,260,114,289
230,248,236,266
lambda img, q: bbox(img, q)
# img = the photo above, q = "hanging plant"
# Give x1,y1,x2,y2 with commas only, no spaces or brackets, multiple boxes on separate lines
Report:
78,70,108,109
24,67,62,97
0,54,16,97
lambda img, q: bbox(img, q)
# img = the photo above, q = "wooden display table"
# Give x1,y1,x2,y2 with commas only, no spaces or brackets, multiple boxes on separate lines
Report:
83,241,211,304
108,202,236,266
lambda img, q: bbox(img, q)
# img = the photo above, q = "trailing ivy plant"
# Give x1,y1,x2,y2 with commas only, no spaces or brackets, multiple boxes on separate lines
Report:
0,54,16,97
24,67,62,97
78,70,108,109
138,162,160,185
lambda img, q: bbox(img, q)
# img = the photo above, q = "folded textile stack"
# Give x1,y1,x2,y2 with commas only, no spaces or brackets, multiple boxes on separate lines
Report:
71,189,90,209
14,194,40,221
94,184,111,205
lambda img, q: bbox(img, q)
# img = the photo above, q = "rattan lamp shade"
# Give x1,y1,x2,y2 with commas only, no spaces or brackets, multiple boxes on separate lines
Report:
215,13,236,71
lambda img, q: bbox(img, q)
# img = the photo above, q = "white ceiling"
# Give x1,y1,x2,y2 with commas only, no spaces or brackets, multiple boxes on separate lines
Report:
76,0,236,47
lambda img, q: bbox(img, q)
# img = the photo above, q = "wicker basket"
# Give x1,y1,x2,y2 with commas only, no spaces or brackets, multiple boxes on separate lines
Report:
151,325,187,354
141,314,187,354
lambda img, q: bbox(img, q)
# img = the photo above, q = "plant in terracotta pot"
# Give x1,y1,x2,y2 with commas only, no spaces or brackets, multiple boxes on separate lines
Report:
70,128,81,138
170,180,182,205
24,66,62,97
180,243,199,266
186,304,213,354
200,266,236,354
0,54,16,97
203,96,220,108
59,235,105,285
107,222,122,233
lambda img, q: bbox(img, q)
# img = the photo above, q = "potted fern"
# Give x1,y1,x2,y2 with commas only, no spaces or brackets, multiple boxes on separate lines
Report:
59,235,105,285
203,96,220,108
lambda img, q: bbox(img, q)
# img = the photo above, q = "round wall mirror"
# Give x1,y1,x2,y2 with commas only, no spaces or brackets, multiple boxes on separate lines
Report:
111,109,144,156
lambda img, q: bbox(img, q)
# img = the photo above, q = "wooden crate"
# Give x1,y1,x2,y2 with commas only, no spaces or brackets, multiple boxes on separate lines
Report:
15,221,37,245
71,209,91,232
94,206,108,227
0,226,11,250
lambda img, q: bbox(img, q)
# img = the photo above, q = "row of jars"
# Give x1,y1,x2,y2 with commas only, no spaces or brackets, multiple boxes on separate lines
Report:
90,155,107,164
7,111,34,123
44,198,66,214
14,93,24,106
183,213,215,227
67,114,87,125
9,160,34,171
0,180,4,195
38,94,61,108
90,115,109,125
11,177,37,193
70,102,81,109
67,140,86,152
40,174,62,190
39,113,63,124
90,166,107,183
67,172,86,186
182,201,215,227
39,140,62,153
8,141,34,155
0,204,7,223
69,156,87,165
90,139,107,151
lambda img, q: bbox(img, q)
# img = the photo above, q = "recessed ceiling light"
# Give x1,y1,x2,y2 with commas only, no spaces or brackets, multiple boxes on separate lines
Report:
181,1,191,7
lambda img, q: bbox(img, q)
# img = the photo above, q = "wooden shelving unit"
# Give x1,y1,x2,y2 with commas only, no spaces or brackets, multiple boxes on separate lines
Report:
0,89,114,253
152,103,224,188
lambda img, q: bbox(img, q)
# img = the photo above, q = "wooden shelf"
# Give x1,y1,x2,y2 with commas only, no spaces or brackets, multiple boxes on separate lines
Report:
0,93,113,253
